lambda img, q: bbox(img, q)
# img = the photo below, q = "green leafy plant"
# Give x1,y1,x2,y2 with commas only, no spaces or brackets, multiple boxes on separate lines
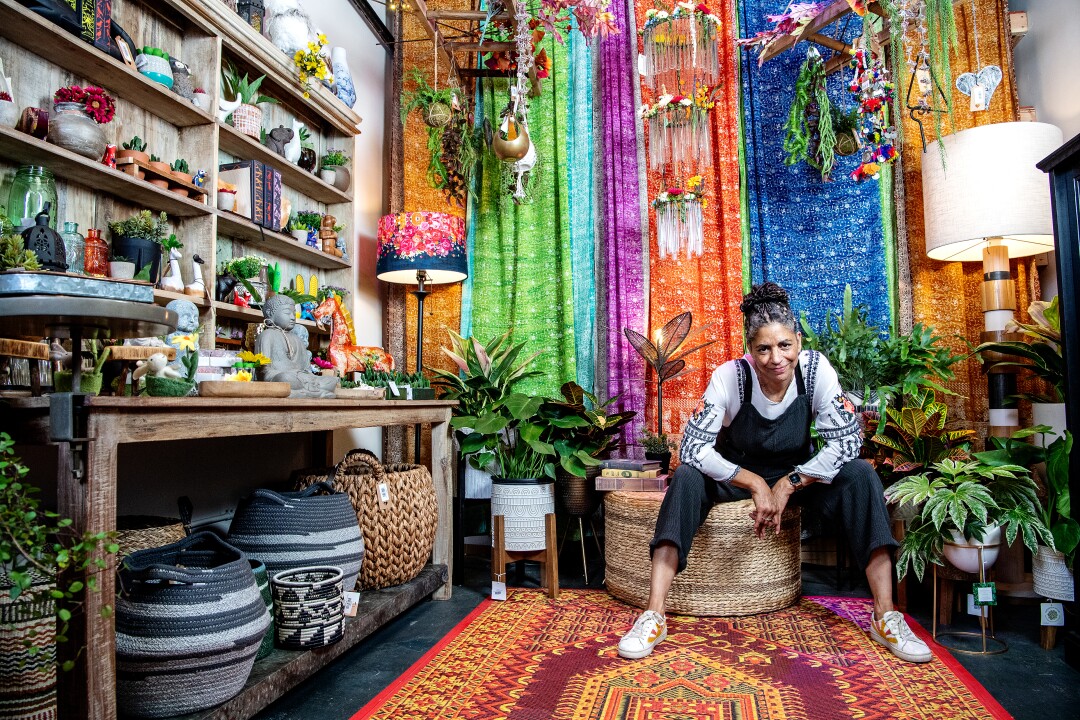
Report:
220,255,266,303
108,210,169,244
973,296,1064,403
291,210,322,230
800,284,885,399
288,215,310,231
0,235,42,271
170,158,189,174
278,287,316,305
0,206,14,236
452,393,552,479
886,456,1052,582
400,68,479,203
298,125,313,150
122,136,147,152
976,427,1077,569
430,330,542,421
320,149,348,168
161,234,183,252
109,254,132,263
639,429,676,455
149,154,162,163
877,322,964,404
869,388,974,484
221,61,276,106
538,382,636,477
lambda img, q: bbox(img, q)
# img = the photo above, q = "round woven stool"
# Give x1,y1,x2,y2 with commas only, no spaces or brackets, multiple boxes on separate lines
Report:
605,491,801,616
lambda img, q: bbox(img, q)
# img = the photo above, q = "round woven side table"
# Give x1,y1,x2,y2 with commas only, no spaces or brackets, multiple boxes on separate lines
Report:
605,492,802,616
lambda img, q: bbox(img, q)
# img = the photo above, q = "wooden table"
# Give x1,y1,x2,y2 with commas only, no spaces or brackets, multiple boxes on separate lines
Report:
0,396,455,720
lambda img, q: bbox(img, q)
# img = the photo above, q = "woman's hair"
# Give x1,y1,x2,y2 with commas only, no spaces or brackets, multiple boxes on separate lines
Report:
740,281,796,341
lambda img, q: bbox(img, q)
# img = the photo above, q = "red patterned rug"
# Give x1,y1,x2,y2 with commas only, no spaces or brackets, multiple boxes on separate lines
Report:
353,590,1011,720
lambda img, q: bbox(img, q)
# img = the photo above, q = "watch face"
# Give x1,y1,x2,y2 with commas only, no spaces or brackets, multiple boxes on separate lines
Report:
789,473,802,487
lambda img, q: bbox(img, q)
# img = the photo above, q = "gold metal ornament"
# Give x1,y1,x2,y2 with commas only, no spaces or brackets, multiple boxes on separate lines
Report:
492,113,530,162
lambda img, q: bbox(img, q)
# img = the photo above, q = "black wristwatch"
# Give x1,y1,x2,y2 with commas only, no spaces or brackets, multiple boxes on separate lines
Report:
787,472,803,490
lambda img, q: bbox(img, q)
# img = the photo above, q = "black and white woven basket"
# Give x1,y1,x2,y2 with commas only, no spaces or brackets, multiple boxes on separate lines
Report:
227,481,364,592
115,532,271,718
270,566,345,649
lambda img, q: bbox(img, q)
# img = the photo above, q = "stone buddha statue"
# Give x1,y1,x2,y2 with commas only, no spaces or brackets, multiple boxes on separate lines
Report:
254,294,339,398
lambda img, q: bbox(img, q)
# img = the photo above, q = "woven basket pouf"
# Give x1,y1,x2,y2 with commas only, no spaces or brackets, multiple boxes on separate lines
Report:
605,491,801,616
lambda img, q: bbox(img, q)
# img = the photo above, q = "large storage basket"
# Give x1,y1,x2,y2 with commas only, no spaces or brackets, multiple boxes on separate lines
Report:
296,449,437,590
115,515,187,560
605,492,801,616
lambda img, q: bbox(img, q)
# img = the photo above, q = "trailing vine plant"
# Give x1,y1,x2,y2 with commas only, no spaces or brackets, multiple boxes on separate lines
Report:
783,46,836,181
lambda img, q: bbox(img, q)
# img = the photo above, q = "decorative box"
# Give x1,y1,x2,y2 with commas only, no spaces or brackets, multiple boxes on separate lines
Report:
218,161,276,229
63,0,113,52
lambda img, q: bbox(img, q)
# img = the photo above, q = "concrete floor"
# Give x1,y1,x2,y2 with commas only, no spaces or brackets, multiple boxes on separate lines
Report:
253,549,1080,720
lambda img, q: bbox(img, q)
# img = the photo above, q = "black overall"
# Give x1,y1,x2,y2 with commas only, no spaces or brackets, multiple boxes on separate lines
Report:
651,359,897,575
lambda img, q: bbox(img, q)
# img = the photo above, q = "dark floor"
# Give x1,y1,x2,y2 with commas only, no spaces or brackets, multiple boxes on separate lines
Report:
253,545,1080,720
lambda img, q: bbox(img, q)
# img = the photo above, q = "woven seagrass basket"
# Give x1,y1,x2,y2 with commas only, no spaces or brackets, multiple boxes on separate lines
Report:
297,449,437,590
115,515,187,560
605,492,801,616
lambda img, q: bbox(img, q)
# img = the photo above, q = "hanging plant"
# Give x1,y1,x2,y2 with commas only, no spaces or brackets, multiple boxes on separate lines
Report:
833,106,861,156
848,45,897,182
783,47,835,182
401,69,479,205
652,175,707,259
640,3,724,91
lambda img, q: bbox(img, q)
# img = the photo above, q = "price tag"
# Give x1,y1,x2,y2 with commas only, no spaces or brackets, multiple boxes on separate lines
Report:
378,482,390,503
916,67,932,97
970,83,988,112
1041,602,1065,626
343,591,360,617
973,582,997,606
491,581,507,601
387,380,399,397
406,385,413,400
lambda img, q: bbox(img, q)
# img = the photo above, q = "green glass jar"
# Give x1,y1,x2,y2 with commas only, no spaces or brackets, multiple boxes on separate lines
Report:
61,221,85,274
7,166,58,230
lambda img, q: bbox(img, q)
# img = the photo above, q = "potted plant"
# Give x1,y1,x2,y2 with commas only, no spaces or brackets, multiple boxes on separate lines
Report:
640,429,676,475
108,210,169,281
287,213,312,243
297,126,317,172
0,234,42,271
975,427,1076,600
1,433,117,718
221,63,276,139
886,453,1052,581
191,86,211,112
400,69,479,204
833,106,861,156
319,149,350,191
47,85,115,160
146,154,171,188
108,253,135,280
220,255,267,304
170,158,192,187
0,90,16,128
869,388,975,488
135,46,173,88
118,136,149,166
539,382,636,516
53,341,111,395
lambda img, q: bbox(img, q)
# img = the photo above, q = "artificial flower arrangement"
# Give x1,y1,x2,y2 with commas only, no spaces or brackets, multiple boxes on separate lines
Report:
231,350,270,381
736,2,828,64
639,85,718,172
54,85,116,124
0,91,11,102
652,175,707,258
641,3,724,90
294,32,332,99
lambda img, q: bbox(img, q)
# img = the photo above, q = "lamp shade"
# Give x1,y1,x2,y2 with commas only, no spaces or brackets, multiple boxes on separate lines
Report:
922,122,1063,262
376,212,467,285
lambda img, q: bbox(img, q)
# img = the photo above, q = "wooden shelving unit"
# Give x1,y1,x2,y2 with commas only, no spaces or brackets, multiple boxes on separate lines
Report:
153,288,211,308
213,301,327,335
216,210,351,270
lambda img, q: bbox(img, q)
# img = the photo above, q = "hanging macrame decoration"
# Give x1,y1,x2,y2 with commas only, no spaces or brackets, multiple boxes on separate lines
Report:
653,175,706,259
641,4,724,91
848,45,897,182
640,85,717,173
782,47,835,182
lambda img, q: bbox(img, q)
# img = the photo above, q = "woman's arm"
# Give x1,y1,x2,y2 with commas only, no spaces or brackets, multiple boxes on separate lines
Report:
795,354,862,482
678,363,743,484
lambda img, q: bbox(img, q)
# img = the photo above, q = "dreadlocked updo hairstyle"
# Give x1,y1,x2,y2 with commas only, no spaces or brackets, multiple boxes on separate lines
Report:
740,282,797,342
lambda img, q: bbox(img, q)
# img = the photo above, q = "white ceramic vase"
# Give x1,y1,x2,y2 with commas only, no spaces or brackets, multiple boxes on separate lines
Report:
330,47,356,108
1033,545,1075,601
491,478,555,552
943,525,1001,574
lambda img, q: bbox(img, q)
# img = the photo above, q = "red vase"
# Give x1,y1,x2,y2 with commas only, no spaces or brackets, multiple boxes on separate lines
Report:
84,228,110,277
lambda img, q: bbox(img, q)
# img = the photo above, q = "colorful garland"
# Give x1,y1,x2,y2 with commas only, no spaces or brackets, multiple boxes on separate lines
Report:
848,46,897,182
782,47,835,182
653,175,707,259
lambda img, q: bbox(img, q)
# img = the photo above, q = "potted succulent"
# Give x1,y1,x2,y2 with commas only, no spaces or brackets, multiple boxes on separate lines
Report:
135,46,173,88
1,433,117,718
639,429,676,475
147,154,171,188
108,253,135,280
108,210,169,281
886,453,1052,582
538,382,636,516
0,234,42,271
170,158,192,187
319,149,350,191
977,427,1076,601
221,63,276,139
53,341,111,395
118,136,149,165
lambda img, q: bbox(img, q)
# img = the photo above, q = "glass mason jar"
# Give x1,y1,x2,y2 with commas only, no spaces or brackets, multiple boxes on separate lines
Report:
7,165,58,230
61,221,85,274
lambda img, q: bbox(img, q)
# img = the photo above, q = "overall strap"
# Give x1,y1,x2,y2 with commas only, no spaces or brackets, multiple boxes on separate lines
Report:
795,360,806,396
737,358,753,405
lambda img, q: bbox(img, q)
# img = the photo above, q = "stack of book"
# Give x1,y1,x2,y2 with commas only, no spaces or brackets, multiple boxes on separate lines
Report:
596,459,669,491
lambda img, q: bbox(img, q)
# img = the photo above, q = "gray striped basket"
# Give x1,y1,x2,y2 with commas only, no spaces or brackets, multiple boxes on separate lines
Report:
115,532,271,718
227,481,364,592
0,573,56,720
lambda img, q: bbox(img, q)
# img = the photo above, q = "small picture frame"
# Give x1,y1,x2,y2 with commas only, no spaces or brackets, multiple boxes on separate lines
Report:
115,36,136,68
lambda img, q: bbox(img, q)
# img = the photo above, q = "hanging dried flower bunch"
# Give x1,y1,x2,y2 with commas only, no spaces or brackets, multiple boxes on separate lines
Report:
782,47,835,181
639,85,717,173
641,3,724,92
653,175,707,259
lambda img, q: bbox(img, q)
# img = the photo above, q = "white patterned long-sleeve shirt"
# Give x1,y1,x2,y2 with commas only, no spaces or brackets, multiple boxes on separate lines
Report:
679,350,861,484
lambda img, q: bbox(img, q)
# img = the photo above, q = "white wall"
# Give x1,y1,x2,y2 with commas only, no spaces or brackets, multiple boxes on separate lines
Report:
305,0,389,458
1012,0,1080,141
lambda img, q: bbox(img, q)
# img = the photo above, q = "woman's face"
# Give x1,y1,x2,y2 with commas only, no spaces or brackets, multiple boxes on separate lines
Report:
749,322,801,387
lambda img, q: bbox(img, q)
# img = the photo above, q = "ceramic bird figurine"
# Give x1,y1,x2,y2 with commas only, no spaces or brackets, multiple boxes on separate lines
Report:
159,247,185,293
133,353,183,381
185,255,206,298
218,95,242,123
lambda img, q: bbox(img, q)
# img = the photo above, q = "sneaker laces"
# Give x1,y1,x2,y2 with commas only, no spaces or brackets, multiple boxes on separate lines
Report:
882,611,916,643
625,611,663,641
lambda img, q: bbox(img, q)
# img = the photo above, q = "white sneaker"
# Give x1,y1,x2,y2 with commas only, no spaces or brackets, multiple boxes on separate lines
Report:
870,610,932,663
618,610,667,659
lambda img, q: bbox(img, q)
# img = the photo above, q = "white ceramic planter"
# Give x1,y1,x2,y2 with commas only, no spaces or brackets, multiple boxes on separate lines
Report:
109,261,136,280
491,478,555,551
320,168,337,186
943,525,1001,574
1033,545,1075,601
290,229,309,243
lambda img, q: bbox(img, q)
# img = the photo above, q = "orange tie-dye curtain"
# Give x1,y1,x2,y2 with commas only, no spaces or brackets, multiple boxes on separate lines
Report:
634,0,747,446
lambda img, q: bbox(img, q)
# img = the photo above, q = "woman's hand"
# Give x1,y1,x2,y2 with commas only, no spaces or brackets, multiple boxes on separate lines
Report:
732,470,779,538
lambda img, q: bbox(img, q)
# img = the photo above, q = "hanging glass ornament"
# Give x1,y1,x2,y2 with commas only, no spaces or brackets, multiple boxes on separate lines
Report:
653,175,706,259
641,4,724,93
640,85,717,174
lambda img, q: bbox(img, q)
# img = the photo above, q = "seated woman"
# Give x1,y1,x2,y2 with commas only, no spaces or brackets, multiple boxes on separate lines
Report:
618,282,930,665
254,294,339,398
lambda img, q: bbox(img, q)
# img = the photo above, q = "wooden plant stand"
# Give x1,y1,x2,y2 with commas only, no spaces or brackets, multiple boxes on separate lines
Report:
493,513,559,600
116,157,208,203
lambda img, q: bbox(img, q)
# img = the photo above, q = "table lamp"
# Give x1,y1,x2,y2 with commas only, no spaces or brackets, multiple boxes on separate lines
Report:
922,121,1063,437
377,211,468,459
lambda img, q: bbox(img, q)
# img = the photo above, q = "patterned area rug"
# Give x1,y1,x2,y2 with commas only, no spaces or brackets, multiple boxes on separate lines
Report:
353,590,1010,719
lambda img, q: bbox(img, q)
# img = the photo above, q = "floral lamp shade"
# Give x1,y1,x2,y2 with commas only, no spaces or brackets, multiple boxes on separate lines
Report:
376,212,467,285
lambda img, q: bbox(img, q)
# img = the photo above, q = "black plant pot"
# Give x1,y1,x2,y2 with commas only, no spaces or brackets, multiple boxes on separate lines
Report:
298,148,317,173
645,450,672,475
111,236,160,282
555,466,602,517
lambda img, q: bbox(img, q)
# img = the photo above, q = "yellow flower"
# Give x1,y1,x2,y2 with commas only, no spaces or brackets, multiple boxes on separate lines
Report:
227,369,253,382
687,175,703,189
174,334,198,352
317,33,327,45
237,350,271,365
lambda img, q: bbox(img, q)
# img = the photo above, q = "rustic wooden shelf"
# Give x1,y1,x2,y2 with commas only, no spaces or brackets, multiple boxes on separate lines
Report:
0,125,213,218
216,210,351,270
213,301,327,335
217,122,351,204
0,0,215,128
153,288,211,308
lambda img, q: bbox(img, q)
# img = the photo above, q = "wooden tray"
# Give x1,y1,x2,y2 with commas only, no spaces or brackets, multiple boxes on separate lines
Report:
198,380,291,398
116,157,208,202
334,386,385,399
